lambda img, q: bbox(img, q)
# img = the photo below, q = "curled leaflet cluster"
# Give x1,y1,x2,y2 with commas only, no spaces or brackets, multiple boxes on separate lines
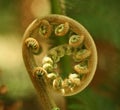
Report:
23,15,97,96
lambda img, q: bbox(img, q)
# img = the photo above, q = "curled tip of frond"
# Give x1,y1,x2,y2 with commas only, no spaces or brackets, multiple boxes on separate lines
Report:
33,67,47,78
25,38,40,54
39,20,52,38
55,22,69,36
69,35,84,47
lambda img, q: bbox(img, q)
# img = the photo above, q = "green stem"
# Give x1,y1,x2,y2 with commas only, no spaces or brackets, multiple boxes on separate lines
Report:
50,0,72,79
50,0,66,14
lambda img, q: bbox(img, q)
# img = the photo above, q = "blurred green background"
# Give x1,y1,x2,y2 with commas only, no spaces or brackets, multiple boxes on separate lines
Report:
0,0,120,110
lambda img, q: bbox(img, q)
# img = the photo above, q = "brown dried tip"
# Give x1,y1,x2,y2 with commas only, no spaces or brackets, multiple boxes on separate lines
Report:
0,85,8,95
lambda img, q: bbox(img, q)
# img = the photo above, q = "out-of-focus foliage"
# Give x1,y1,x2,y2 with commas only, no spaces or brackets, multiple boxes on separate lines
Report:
67,88,117,110
0,0,120,110
66,0,120,49
0,0,21,34
66,0,120,110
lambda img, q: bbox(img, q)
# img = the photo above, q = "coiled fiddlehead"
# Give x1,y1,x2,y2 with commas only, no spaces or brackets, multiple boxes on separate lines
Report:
22,14,97,109
25,37,40,54
55,22,69,36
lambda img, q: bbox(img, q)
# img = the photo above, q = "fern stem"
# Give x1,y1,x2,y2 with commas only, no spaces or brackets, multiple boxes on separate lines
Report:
50,0,66,15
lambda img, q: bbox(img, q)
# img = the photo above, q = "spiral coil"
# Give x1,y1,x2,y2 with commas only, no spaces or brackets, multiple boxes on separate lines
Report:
22,15,97,96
